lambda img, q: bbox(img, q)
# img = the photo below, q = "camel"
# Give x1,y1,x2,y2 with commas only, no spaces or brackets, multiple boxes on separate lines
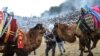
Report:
15,24,46,56
53,22,95,56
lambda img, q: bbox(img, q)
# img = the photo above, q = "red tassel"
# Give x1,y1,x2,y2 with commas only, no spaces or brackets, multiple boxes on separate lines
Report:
17,30,24,48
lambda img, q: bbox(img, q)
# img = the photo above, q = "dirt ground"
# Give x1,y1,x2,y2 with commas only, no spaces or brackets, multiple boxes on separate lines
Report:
0,38,100,56
28,38,100,56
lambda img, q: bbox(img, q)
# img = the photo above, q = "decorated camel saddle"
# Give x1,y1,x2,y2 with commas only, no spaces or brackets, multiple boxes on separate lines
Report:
0,10,19,52
83,13,100,31
78,6,100,33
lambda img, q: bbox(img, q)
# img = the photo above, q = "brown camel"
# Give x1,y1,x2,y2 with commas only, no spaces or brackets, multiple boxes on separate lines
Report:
53,22,95,56
53,7,100,56
53,23,77,43
15,24,45,56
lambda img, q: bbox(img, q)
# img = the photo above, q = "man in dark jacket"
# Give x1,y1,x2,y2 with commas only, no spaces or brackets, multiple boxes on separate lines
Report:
55,35,66,56
44,30,56,56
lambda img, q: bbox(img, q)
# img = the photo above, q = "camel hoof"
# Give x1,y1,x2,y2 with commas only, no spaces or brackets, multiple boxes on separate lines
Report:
34,51,36,55
88,52,93,56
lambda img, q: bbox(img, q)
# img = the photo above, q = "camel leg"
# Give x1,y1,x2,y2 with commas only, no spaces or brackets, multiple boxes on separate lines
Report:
16,49,28,56
86,37,93,56
3,43,15,56
91,35,100,49
91,39,99,49
80,49,84,56
84,35,99,52
79,37,85,56
34,50,36,55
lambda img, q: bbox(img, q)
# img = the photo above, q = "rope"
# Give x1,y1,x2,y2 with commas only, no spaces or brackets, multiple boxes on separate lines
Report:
4,24,11,43
0,16,12,37
0,12,8,37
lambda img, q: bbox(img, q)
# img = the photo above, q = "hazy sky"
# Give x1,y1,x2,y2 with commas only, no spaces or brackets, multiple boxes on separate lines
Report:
0,0,65,16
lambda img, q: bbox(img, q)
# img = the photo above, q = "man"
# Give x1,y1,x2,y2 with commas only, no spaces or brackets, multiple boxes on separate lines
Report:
52,27,65,56
1,9,18,56
44,30,56,56
55,35,66,56
77,8,92,33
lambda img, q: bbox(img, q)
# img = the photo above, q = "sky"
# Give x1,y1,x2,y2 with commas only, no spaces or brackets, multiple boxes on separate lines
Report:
0,0,65,17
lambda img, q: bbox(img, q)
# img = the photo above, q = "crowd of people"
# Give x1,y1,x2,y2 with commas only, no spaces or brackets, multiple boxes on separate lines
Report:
47,10,81,25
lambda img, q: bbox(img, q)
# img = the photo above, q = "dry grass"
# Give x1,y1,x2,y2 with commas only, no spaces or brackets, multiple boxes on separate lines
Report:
28,38,100,56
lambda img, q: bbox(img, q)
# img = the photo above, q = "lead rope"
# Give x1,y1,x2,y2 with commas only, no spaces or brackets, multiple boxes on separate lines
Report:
0,16,12,37
4,24,11,43
13,28,19,42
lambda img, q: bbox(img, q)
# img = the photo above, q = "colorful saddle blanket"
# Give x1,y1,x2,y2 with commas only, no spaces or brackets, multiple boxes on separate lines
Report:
78,13,100,33
84,14,100,30
77,5,100,33
78,15,92,33
92,6,100,15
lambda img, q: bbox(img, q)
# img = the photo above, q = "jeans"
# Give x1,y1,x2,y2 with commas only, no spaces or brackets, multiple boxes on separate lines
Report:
45,42,56,56
58,41,65,54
